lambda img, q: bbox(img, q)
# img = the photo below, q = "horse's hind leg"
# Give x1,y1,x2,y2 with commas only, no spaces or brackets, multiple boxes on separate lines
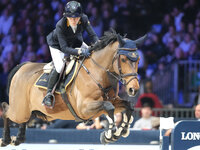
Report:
0,102,11,147
113,101,134,138
11,123,26,146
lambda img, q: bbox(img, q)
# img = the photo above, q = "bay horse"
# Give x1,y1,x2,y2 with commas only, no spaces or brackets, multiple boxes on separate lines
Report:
0,30,146,146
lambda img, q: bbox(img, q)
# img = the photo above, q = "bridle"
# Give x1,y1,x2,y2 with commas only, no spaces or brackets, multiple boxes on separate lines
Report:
112,47,139,86
81,47,139,100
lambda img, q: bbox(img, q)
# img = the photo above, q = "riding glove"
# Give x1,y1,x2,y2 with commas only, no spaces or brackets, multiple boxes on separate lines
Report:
81,48,91,57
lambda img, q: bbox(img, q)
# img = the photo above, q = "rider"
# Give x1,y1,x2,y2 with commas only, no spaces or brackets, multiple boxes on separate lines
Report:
42,1,99,107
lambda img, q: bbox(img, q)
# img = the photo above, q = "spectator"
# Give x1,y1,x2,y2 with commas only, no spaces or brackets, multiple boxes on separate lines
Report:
179,33,194,57
164,40,178,63
137,49,146,79
194,26,200,45
115,112,123,127
101,2,113,32
0,103,3,127
195,104,200,121
135,80,163,110
0,7,14,35
20,44,35,62
0,60,12,103
188,42,200,60
0,34,21,63
142,33,166,65
174,47,184,60
187,22,195,35
132,103,159,130
183,0,199,24
36,44,51,63
161,14,173,34
165,104,200,136
54,3,64,25
41,120,79,129
85,1,95,17
171,7,184,32
76,116,108,130
114,0,131,34
162,25,181,46
51,0,60,12
89,7,103,37
195,17,200,27
194,86,200,106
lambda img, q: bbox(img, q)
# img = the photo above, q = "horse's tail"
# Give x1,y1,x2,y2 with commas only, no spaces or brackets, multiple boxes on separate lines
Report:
6,62,28,96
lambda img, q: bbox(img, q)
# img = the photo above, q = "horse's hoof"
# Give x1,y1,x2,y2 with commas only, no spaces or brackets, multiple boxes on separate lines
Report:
10,136,17,145
122,129,130,138
111,134,120,141
10,136,25,146
10,136,20,146
0,138,11,147
100,131,110,145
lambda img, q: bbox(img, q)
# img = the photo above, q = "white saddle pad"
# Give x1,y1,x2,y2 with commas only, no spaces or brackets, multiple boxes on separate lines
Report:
43,59,75,75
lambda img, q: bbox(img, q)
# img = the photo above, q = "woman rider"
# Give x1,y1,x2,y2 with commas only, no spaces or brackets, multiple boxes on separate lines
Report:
42,1,99,108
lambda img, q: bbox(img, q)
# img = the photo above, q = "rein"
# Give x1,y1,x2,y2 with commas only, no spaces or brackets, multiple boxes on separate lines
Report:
82,62,112,100
60,48,139,122
91,47,138,85
82,47,139,100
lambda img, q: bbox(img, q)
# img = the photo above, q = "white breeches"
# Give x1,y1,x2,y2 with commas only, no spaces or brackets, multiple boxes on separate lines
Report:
49,42,88,73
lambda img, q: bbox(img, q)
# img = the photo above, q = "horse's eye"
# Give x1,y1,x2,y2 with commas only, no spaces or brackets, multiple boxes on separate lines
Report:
121,58,126,62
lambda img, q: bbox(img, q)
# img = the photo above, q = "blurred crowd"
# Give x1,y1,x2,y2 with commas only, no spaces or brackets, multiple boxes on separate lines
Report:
0,0,200,129
0,0,200,103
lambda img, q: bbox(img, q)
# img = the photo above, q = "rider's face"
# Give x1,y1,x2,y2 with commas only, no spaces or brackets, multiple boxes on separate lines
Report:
67,17,80,27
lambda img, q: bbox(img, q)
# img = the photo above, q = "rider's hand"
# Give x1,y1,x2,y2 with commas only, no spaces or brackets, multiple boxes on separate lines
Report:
81,48,91,58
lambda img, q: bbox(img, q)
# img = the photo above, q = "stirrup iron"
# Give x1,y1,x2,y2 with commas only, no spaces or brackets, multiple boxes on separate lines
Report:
42,93,56,109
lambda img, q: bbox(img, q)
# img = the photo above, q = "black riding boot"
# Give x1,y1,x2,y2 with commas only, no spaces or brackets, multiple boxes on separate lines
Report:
42,69,59,108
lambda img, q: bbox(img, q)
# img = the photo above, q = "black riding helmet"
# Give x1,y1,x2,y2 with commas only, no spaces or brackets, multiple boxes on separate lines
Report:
63,1,82,18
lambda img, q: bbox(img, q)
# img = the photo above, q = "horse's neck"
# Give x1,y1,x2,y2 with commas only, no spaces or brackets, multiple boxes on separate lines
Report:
92,42,118,69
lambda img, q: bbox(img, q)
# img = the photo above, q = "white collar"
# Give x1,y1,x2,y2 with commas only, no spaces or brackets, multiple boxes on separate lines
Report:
71,25,77,33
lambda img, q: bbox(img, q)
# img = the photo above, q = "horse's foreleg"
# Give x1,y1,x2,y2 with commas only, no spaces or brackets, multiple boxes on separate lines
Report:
0,102,11,147
11,123,26,146
100,101,117,144
81,100,116,144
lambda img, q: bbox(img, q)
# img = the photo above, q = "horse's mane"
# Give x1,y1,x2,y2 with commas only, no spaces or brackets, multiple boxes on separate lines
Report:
89,29,118,52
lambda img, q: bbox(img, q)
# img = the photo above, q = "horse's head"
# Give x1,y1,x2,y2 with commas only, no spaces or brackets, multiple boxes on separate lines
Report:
112,34,147,97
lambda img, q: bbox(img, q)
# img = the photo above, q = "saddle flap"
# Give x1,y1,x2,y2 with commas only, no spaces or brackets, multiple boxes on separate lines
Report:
43,58,75,75
66,59,75,75
43,62,53,74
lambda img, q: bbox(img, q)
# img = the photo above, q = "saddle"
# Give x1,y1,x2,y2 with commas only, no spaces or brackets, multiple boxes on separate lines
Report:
34,58,78,94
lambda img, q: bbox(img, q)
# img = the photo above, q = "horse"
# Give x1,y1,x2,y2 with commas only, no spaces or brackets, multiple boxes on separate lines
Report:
0,30,146,146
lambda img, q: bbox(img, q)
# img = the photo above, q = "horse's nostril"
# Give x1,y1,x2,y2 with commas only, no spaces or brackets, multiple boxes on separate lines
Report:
129,88,133,93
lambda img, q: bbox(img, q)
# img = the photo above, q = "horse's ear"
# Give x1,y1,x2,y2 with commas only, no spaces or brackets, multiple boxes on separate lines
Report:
117,34,125,47
134,34,148,47
110,28,116,34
